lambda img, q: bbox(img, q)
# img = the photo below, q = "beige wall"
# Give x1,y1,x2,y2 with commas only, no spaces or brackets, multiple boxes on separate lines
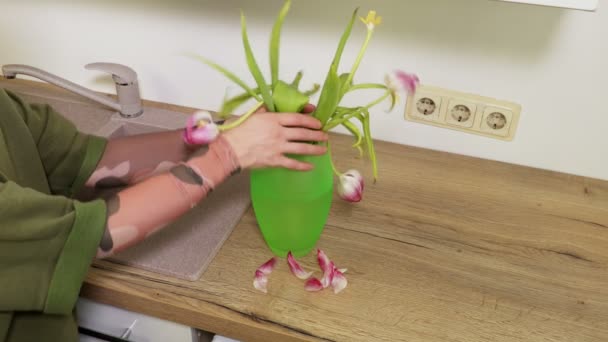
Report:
1,0,606,179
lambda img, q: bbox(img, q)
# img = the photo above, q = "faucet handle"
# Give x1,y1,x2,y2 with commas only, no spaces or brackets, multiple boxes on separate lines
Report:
85,62,138,85
86,62,143,118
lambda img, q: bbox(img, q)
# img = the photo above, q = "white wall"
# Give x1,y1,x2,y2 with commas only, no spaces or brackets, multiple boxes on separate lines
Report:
1,0,606,180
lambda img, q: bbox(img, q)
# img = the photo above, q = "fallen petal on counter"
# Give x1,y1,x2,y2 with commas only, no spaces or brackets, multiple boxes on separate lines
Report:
305,277,324,292
253,249,347,294
253,270,269,293
253,257,277,293
317,249,331,273
287,251,313,280
257,257,277,276
331,269,348,294
321,261,335,288
316,249,348,292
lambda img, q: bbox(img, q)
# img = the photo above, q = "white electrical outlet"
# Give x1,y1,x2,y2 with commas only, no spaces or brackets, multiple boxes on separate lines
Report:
446,98,477,128
411,92,442,122
480,106,513,137
404,85,521,141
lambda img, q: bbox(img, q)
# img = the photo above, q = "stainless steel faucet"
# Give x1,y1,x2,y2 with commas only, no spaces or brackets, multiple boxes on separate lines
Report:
1,63,143,118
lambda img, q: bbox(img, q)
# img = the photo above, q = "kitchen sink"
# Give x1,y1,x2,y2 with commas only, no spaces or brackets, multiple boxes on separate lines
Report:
94,105,189,139
91,109,251,281
2,79,251,281
105,121,168,138
99,117,251,281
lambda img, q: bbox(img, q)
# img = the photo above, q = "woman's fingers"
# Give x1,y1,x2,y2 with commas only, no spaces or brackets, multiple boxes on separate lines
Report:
278,113,322,130
276,156,314,171
282,142,327,156
284,128,328,142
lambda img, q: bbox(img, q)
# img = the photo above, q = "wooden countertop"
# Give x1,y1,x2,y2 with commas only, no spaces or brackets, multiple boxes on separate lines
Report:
3,79,605,341
82,100,608,341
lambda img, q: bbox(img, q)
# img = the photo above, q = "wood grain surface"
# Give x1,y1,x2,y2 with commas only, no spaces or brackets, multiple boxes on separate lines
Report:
85,128,608,342
5,79,606,342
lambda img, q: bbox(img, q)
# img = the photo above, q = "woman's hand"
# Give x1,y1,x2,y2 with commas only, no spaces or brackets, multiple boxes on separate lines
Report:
223,105,328,171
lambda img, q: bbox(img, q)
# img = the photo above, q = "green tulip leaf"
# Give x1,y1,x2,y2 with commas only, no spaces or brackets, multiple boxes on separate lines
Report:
339,73,353,91
272,80,309,113
303,83,320,96
342,119,364,157
220,90,259,117
190,54,260,101
361,109,378,181
314,64,341,126
291,70,303,88
241,11,275,111
332,8,358,69
270,0,291,88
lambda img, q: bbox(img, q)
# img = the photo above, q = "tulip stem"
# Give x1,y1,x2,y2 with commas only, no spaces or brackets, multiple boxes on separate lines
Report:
327,140,341,176
364,90,390,110
342,28,374,95
360,109,378,182
219,101,264,131
347,83,387,93
324,109,365,131
323,89,388,133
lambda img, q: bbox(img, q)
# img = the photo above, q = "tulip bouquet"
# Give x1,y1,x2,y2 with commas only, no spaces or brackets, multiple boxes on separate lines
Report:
187,0,418,293
187,0,418,203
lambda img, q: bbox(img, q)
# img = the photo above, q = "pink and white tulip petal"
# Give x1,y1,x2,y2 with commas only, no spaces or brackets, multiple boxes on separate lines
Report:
338,268,348,274
190,126,219,144
331,269,348,294
287,252,313,280
394,70,420,94
183,110,219,145
257,257,277,276
321,261,335,288
304,277,324,292
317,249,331,273
253,258,277,293
317,249,335,288
337,169,364,203
253,270,269,293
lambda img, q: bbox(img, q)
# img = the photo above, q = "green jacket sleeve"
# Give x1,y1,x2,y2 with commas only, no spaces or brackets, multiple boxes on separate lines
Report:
4,91,107,196
0,180,107,314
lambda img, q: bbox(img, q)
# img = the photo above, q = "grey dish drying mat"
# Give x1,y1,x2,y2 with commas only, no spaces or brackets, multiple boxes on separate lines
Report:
109,172,251,281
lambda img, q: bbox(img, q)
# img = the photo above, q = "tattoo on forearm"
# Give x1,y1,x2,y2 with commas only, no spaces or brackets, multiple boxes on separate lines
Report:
170,165,204,186
89,159,180,188
88,161,131,188
106,195,121,216
94,137,240,259
191,146,209,158
99,227,114,251
99,195,120,253
185,145,240,179
96,177,129,188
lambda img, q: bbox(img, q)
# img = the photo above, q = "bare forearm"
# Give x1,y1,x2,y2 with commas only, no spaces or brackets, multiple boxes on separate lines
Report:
96,136,239,258
86,129,196,188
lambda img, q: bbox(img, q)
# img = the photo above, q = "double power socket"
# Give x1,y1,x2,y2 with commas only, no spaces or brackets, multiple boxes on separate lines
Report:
405,85,521,141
